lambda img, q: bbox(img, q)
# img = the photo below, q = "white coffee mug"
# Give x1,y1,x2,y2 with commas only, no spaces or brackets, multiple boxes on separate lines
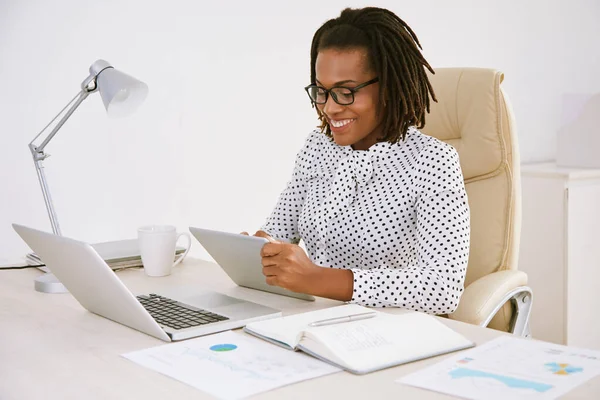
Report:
138,225,191,277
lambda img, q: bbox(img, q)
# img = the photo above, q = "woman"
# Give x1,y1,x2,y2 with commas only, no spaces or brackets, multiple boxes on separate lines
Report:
252,7,470,314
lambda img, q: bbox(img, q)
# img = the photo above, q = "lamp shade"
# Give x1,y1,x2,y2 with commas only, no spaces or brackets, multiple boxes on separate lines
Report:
92,60,149,118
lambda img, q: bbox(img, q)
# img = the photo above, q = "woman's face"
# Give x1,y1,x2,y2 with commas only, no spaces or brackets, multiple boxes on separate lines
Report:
315,48,382,150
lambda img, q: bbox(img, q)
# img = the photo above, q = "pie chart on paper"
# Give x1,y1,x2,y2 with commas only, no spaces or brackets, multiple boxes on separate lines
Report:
209,343,238,352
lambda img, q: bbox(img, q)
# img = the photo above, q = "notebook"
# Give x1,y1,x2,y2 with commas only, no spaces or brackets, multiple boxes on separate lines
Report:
243,304,475,375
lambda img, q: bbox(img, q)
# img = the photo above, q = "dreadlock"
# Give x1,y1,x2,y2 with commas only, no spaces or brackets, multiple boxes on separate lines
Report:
310,7,436,143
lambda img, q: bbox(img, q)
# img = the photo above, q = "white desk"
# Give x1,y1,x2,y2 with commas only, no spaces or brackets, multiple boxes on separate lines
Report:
1,258,599,400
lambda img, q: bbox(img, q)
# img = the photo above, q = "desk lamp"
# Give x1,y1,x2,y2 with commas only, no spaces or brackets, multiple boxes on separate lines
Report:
28,59,148,293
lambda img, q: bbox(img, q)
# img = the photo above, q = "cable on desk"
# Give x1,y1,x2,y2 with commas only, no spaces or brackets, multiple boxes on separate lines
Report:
0,264,45,270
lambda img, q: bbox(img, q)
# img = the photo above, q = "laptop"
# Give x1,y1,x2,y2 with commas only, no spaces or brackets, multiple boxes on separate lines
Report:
13,224,281,342
189,227,315,301
27,239,187,271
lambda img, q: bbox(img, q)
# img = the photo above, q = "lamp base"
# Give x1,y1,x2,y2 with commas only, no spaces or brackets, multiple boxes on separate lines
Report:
34,273,68,293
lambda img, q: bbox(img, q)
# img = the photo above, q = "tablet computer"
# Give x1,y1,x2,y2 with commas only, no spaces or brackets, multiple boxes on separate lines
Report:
189,227,315,301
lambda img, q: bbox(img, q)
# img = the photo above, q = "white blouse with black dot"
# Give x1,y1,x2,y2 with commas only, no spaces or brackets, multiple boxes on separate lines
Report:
261,127,470,314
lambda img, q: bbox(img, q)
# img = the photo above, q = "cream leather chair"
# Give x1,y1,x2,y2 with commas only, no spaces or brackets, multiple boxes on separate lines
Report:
421,68,532,336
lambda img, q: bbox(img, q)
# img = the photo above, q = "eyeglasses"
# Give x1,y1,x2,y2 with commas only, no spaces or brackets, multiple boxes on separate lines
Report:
304,77,379,106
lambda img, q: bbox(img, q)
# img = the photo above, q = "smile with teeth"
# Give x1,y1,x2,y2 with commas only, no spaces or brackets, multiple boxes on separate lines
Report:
329,118,355,128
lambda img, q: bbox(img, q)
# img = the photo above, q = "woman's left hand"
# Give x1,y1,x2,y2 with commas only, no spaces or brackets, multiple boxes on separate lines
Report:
260,242,320,293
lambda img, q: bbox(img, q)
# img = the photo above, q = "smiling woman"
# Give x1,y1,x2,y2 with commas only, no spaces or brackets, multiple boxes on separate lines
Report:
250,7,470,314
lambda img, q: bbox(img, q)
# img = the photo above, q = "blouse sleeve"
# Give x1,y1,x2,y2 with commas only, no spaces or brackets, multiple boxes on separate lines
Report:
350,141,470,314
260,132,317,243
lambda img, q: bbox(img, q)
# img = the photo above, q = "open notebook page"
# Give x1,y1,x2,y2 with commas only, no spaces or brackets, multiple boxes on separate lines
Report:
244,304,374,349
299,312,474,374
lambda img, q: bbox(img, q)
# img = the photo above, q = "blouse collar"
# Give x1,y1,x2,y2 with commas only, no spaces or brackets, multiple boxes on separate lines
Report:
338,126,417,162
340,139,394,163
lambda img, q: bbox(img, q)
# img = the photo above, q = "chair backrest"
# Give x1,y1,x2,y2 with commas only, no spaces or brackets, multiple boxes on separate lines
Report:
421,68,521,287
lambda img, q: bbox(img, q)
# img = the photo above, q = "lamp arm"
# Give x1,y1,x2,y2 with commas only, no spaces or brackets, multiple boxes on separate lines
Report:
29,70,100,152
28,87,93,235
30,90,90,153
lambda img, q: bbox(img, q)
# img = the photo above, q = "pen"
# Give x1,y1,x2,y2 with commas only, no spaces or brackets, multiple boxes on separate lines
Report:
308,311,377,327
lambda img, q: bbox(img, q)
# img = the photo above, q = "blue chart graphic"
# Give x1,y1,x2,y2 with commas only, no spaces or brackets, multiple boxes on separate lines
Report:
449,367,553,393
209,344,238,352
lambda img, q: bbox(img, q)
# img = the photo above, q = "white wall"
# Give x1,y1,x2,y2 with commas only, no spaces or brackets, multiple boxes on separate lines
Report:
1,0,599,261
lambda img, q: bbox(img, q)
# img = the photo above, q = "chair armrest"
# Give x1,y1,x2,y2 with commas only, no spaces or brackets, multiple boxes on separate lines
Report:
449,270,528,326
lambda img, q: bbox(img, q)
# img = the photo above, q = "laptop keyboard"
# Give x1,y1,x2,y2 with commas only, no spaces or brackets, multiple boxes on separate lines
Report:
137,293,229,330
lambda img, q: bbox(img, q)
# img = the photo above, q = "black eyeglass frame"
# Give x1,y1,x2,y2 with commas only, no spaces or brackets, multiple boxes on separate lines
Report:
304,77,379,106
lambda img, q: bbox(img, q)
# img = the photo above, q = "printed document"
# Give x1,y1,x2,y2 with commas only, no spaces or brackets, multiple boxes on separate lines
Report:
122,330,340,400
399,336,600,400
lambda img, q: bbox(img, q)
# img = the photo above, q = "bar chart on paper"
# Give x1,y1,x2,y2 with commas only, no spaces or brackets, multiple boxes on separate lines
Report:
122,330,340,399
399,336,600,400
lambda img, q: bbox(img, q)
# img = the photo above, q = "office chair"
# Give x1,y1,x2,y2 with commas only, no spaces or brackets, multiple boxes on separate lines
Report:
421,68,532,336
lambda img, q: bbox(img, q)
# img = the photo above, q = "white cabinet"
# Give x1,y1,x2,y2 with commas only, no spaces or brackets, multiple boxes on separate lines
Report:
519,163,600,350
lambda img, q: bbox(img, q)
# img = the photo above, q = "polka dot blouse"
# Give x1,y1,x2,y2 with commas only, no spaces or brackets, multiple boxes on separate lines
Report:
261,127,470,314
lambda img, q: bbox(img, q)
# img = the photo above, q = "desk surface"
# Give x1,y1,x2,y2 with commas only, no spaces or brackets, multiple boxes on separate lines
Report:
1,258,599,400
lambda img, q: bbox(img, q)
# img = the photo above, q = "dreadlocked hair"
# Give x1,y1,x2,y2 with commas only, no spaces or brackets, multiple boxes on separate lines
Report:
310,7,437,143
